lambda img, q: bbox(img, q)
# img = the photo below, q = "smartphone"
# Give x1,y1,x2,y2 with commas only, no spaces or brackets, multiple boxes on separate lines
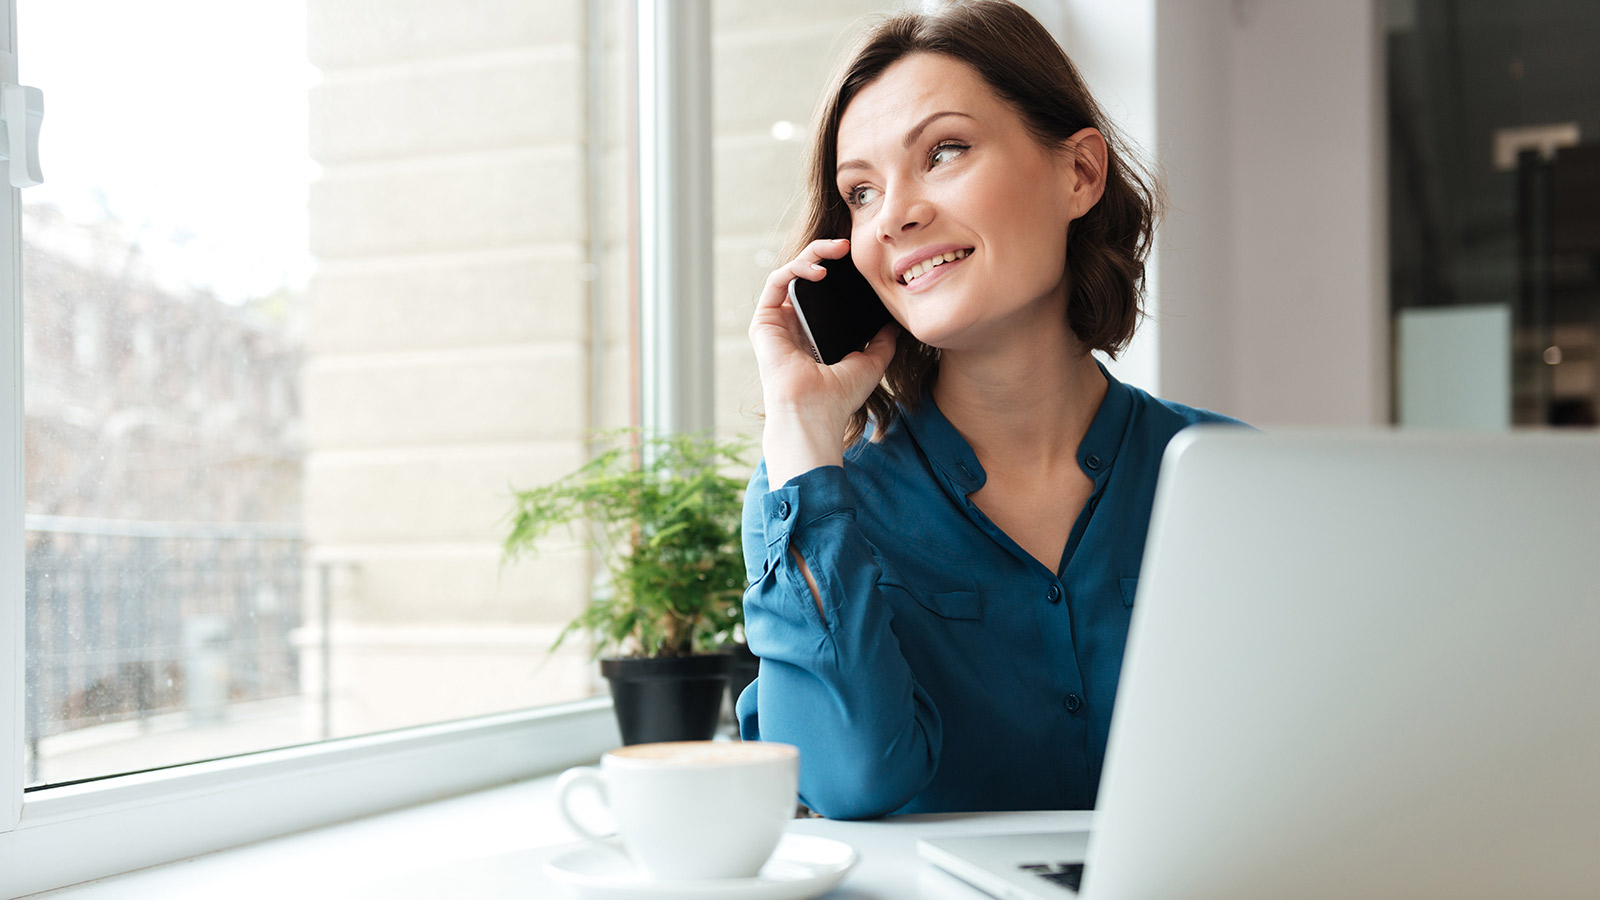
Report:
787,254,894,365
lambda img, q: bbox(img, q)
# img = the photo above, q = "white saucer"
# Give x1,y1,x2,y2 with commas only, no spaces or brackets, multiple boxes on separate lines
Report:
544,833,858,900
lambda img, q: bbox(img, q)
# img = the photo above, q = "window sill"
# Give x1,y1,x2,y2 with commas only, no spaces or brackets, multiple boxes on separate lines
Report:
2,698,619,898
29,777,1096,899
28,767,588,899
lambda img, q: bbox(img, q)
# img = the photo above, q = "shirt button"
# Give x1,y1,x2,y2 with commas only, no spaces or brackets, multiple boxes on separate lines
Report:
1065,693,1083,713
776,500,791,519
1047,585,1061,603
1085,455,1102,471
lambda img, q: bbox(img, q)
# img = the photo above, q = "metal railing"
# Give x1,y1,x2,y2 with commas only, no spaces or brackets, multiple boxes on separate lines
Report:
23,516,303,784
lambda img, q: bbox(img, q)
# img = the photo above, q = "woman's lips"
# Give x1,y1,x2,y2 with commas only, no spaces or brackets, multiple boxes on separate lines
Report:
898,247,973,284
899,251,971,293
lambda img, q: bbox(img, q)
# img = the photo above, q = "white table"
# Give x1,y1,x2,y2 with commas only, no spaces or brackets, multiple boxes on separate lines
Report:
38,773,1092,899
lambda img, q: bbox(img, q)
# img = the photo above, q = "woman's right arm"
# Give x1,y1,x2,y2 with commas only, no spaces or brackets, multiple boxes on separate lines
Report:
737,459,943,820
748,238,896,622
737,240,941,818
748,238,895,493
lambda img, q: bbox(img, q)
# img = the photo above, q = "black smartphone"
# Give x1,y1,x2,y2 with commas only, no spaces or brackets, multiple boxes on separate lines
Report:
787,254,894,365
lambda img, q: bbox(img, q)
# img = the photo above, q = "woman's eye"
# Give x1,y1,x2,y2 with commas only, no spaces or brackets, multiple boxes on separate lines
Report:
930,142,968,167
846,185,881,208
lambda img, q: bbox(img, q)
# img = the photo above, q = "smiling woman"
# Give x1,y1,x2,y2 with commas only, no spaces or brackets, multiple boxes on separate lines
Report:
833,53,1103,356
738,0,1246,820
797,2,1161,451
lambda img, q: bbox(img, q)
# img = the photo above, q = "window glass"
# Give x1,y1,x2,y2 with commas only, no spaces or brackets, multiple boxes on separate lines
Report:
21,0,622,787
1388,0,1600,427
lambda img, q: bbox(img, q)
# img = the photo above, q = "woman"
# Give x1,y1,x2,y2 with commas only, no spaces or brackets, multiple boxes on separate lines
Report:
738,0,1242,820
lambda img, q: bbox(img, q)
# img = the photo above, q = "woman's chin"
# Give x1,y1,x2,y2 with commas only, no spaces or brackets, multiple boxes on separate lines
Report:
902,321,1000,356
898,295,1074,357
896,315,970,352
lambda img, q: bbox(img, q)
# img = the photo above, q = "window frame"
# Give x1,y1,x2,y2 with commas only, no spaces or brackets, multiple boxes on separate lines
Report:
0,702,616,896
0,0,715,894
4,0,25,844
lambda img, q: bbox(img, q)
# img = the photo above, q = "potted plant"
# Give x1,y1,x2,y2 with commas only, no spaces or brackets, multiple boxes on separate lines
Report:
504,429,751,745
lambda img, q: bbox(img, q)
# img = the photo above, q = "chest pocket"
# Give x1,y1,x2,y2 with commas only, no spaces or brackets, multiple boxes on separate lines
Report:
1119,577,1139,608
913,589,984,621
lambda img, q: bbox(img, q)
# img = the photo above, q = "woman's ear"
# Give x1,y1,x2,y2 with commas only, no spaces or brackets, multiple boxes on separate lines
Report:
1060,127,1108,219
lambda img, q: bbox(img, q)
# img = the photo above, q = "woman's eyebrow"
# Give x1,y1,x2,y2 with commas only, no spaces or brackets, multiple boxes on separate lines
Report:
836,110,976,178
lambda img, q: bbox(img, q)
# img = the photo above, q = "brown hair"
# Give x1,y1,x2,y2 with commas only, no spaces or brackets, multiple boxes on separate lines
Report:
790,0,1162,446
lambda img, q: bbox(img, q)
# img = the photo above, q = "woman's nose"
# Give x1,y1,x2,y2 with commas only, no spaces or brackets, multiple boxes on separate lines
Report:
877,187,934,243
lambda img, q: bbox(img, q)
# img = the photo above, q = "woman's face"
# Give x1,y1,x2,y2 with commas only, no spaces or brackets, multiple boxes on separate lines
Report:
834,53,1099,353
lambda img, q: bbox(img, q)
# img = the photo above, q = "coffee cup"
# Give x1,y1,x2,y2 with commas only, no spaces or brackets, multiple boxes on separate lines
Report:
555,740,799,881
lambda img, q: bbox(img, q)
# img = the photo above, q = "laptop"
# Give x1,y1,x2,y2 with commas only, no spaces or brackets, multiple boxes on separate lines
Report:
920,427,1600,900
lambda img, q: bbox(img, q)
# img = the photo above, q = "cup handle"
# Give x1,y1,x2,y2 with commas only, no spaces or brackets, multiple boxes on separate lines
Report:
555,766,616,843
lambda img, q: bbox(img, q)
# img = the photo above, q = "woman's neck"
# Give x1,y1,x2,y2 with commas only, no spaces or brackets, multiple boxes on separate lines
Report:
930,332,1108,477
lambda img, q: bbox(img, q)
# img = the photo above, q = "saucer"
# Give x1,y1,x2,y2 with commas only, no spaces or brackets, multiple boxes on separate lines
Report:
543,833,858,900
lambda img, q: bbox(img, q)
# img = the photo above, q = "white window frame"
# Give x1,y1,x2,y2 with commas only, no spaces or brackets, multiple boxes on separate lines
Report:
0,1,714,894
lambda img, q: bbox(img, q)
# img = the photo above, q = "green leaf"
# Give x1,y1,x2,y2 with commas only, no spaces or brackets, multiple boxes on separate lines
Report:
501,428,753,659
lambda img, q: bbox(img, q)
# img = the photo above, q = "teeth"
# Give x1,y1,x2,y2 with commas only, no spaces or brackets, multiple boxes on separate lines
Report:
901,249,971,284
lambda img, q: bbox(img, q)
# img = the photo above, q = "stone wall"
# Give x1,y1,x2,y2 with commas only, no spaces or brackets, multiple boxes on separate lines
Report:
302,0,894,737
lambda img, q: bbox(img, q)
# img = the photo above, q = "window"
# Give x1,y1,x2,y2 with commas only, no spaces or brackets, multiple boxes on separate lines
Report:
17,0,616,789
1,1,901,894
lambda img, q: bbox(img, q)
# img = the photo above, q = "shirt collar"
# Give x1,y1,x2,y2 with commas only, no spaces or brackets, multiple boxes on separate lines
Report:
902,383,987,494
900,359,1134,494
1078,360,1133,484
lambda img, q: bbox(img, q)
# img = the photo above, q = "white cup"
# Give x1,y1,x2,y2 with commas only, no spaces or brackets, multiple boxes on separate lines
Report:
555,740,800,881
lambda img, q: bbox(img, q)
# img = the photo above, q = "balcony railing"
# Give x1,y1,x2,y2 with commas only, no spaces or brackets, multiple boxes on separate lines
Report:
24,515,304,785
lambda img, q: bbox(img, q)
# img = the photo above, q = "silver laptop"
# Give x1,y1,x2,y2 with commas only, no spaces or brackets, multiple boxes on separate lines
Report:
921,427,1600,900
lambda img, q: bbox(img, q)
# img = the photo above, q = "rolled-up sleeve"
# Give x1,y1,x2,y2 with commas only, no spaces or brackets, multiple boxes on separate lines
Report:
736,461,942,819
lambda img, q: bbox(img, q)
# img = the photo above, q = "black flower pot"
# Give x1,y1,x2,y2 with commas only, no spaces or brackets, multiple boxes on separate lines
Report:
601,654,731,746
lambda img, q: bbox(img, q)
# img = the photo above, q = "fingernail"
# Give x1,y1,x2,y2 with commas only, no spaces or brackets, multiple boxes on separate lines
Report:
811,263,827,271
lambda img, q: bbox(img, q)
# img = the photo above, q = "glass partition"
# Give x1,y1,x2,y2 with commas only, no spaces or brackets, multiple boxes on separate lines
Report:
1388,0,1600,427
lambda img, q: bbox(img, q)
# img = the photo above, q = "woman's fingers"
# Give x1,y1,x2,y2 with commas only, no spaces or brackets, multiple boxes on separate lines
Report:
748,238,900,425
757,238,852,308
860,320,900,368
751,238,854,361
832,321,899,387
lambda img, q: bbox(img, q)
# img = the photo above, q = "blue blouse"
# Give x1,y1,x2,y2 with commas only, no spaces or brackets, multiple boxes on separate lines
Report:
736,364,1244,819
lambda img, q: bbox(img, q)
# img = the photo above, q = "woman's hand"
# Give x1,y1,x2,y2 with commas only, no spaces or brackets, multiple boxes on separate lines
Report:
750,238,898,487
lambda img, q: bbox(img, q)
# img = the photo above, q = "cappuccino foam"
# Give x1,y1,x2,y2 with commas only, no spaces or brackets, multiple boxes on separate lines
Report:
608,741,796,766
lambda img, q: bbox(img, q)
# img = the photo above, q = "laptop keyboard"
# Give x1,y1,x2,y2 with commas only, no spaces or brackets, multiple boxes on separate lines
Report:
1019,862,1085,893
